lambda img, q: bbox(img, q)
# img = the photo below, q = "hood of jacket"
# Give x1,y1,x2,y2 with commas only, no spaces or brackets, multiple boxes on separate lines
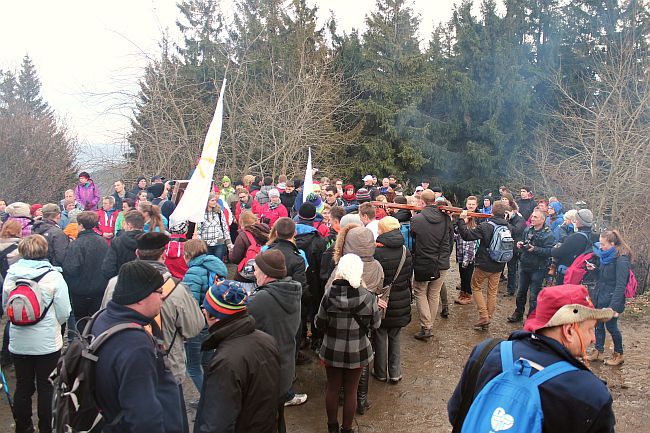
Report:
202,311,256,350
257,277,302,315
7,258,60,279
376,229,405,249
188,254,228,277
295,223,317,236
420,205,446,224
119,229,144,251
328,279,370,311
343,226,376,260
32,218,60,233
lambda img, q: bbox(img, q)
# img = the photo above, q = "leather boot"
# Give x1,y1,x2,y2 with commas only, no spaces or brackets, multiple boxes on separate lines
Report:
327,422,340,433
604,352,624,366
414,327,433,340
356,365,371,415
473,318,490,331
340,429,357,433
586,350,604,363
507,312,523,323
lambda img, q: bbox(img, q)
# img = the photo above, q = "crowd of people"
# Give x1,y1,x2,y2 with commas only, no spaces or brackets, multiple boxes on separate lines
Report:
0,170,634,433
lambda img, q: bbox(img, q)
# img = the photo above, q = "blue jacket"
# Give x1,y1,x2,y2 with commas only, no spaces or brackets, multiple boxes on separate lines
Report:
2,259,71,355
448,331,615,433
182,254,228,304
592,254,630,313
92,301,184,433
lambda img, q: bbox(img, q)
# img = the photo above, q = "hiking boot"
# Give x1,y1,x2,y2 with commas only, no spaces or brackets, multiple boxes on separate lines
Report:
414,327,433,340
285,393,308,406
455,294,473,305
356,366,370,415
586,350,604,363
507,312,523,323
604,352,624,366
295,350,312,365
473,319,490,331
389,375,402,384
328,423,340,433
440,306,449,318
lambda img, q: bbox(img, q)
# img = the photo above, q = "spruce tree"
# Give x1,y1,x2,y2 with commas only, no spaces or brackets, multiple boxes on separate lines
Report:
17,55,51,118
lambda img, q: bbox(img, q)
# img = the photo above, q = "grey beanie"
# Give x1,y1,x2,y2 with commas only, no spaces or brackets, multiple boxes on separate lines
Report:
576,209,593,227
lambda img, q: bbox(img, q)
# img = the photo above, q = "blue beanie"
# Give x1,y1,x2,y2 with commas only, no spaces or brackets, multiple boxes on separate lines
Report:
203,280,248,320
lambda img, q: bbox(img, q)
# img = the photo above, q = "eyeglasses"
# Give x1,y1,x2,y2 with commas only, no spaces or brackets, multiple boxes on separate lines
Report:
154,287,164,295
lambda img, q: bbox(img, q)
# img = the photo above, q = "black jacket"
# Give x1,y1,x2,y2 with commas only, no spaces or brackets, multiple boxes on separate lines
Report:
248,278,302,395
111,191,136,211
592,255,630,313
62,229,108,298
267,239,307,293
551,228,594,268
449,331,615,433
92,302,184,433
410,206,452,275
393,209,412,223
32,218,69,267
517,197,536,221
374,229,412,329
456,216,509,273
280,191,298,214
519,225,556,272
101,230,144,279
508,213,527,242
195,312,280,433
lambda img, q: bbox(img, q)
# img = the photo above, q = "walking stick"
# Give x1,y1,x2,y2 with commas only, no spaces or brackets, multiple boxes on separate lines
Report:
0,364,14,416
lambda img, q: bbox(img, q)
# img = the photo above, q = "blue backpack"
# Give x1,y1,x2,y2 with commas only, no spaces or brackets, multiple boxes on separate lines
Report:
487,221,514,263
400,222,413,251
460,341,577,433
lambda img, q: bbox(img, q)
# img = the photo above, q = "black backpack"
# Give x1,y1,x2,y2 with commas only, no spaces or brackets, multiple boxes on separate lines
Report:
50,309,145,433
0,243,18,279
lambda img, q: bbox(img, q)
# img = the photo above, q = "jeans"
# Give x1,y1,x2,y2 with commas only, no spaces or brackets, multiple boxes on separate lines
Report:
458,263,474,294
12,350,60,433
507,254,519,294
185,327,214,392
207,244,226,262
471,268,501,321
595,317,623,354
373,327,402,380
514,268,546,316
412,269,449,330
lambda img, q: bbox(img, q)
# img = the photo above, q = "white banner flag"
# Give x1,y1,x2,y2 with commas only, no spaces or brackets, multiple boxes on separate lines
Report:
301,147,314,205
170,79,226,227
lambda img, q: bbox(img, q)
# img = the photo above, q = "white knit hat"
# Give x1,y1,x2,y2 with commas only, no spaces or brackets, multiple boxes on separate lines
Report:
335,253,364,288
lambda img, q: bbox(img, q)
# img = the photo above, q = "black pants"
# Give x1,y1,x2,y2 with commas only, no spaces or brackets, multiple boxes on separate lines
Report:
507,254,520,295
458,263,474,294
71,295,103,333
12,350,60,433
1,321,10,363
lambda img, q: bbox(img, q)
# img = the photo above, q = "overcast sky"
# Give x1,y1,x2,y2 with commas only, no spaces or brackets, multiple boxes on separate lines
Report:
0,0,501,147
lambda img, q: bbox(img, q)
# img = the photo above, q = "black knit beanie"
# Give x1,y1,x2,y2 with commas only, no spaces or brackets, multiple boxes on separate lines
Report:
113,261,164,305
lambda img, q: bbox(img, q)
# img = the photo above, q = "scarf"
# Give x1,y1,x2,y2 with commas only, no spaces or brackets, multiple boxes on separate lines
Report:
269,201,280,210
342,185,356,202
594,242,617,266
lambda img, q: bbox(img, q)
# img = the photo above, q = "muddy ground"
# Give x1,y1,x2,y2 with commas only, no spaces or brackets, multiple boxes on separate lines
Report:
1,263,649,433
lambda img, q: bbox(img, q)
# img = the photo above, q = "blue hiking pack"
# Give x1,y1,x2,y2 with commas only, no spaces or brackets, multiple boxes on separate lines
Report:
400,222,413,251
461,341,577,433
487,221,514,263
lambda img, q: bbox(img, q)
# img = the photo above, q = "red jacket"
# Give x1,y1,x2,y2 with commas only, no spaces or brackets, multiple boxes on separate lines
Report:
258,203,288,228
164,240,188,279
96,209,118,244
235,198,261,223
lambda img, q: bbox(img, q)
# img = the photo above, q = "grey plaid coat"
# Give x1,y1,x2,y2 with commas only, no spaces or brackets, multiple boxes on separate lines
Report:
315,279,381,368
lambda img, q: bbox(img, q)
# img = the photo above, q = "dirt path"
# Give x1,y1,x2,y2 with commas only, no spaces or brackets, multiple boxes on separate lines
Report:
1,265,649,433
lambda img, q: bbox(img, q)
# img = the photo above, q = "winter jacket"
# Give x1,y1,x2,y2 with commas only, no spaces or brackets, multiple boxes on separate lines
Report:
547,214,565,242
234,197,261,223
195,311,280,433
280,191,298,215
516,197,536,221
316,279,381,368
410,205,453,278
7,216,34,238
551,228,594,268
96,209,118,243
74,180,100,210
164,241,188,279
393,209,412,223
101,229,144,279
456,216,510,273
374,229,412,329
197,210,231,247
92,301,185,433
229,224,270,281
101,260,204,382
255,185,274,205
258,202,289,228
62,229,108,298
248,277,302,395
0,237,21,268
519,225,556,272
592,254,630,313
266,239,307,292
63,223,79,240
182,254,228,304
327,226,384,294
111,190,135,211
32,218,70,267
448,331,615,433
508,212,527,242
2,259,71,355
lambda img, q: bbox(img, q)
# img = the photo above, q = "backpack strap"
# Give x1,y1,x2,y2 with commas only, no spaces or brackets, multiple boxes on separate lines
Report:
500,340,514,372
14,269,56,325
529,361,577,386
87,323,146,357
452,338,503,433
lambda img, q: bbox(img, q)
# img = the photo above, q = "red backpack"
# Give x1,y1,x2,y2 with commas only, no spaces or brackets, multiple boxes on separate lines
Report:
563,252,594,285
237,230,261,273
6,270,54,326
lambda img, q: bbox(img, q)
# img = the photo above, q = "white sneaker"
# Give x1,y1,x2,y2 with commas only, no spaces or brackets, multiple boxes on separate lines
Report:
284,393,308,406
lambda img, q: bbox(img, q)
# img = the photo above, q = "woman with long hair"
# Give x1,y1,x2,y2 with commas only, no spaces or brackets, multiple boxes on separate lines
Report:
229,210,270,289
587,230,632,366
316,253,381,433
138,202,167,233
197,193,232,261
0,220,22,366
455,196,479,305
